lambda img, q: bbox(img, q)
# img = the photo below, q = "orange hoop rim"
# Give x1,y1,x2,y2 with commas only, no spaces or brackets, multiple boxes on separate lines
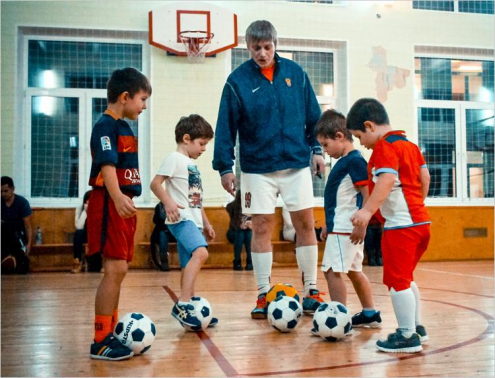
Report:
179,30,215,44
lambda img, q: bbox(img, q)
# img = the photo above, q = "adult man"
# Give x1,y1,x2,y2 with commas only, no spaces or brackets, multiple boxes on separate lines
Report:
1,176,33,255
213,20,325,319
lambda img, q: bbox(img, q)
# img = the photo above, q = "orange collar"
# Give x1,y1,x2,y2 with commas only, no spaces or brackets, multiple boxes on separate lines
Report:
104,109,120,120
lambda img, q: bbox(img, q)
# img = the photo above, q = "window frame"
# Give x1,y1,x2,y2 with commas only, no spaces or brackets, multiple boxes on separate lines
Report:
413,0,495,14
18,33,151,207
415,100,494,207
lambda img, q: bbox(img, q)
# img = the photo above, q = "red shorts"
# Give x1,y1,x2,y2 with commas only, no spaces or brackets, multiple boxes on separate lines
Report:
381,224,430,291
87,188,136,262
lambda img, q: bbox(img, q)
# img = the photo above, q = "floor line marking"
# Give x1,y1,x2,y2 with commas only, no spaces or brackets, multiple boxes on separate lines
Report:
416,267,494,279
163,286,239,377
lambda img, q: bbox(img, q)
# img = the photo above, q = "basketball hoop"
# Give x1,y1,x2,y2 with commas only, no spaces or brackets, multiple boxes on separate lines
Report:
179,31,215,64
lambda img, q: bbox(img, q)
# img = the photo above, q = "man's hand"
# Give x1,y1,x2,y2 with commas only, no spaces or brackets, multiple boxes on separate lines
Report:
312,155,325,178
221,173,237,196
114,194,137,218
350,208,372,229
349,224,366,245
320,225,328,241
163,200,185,223
203,224,216,241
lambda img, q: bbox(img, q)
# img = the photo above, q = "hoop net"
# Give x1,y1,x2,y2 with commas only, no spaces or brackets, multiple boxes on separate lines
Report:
179,31,214,64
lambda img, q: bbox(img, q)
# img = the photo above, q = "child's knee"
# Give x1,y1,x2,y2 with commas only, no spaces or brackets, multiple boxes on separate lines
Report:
194,247,208,263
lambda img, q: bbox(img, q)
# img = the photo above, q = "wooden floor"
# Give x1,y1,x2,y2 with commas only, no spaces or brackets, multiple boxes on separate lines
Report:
1,261,494,377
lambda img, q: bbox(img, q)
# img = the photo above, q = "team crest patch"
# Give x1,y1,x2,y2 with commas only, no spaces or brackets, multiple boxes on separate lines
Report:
285,78,292,87
100,136,111,151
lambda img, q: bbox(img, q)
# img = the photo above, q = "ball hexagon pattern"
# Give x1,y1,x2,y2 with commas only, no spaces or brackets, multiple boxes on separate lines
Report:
312,301,352,341
113,312,156,354
266,283,300,307
267,295,303,333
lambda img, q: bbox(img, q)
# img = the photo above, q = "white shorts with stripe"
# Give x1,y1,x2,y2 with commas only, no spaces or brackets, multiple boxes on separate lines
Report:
321,233,364,273
241,168,314,215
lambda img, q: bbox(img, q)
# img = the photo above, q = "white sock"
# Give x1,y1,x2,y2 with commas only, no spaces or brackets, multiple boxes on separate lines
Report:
410,281,422,326
390,287,416,337
252,252,272,295
295,245,318,296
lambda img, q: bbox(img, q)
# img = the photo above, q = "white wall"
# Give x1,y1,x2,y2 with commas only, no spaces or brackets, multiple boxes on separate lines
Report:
1,0,493,205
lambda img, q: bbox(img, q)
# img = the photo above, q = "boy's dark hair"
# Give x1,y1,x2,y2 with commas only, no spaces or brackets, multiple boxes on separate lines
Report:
346,98,390,132
107,67,152,104
315,109,353,141
1,176,14,188
246,20,277,46
175,114,214,143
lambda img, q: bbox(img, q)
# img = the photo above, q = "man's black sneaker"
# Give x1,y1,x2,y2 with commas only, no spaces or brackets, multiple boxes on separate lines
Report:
90,333,134,361
376,329,422,353
352,311,382,328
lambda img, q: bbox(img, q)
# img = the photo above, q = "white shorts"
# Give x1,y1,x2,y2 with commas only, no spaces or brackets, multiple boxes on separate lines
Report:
241,168,314,215
321,233,364,273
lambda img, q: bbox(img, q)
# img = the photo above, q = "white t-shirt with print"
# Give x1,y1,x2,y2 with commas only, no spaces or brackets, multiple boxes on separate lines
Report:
156,151,203,228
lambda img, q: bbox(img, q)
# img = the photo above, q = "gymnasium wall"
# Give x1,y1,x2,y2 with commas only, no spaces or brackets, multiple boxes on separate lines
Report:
1,1,494,262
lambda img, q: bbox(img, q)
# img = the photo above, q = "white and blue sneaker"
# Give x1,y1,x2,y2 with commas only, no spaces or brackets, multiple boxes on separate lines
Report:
172,302,202,329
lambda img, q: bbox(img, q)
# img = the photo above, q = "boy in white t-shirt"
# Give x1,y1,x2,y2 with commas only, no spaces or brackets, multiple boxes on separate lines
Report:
150,114,216,330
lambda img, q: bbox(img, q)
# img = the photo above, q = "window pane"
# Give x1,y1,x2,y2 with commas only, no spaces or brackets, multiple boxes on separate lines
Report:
413,1,454,11
465,109,494,198
28,40,142,89
418,107,457,198
415,58,494,102
459,0,494,14
31,96,79,197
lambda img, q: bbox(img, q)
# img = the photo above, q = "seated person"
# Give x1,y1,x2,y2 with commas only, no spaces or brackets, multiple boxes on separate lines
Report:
226,190,253,271
1,176,32,274
71,190,91,273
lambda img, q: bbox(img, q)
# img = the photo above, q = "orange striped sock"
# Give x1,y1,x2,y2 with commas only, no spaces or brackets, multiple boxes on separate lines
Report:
94,315,112,343
111,309,119,331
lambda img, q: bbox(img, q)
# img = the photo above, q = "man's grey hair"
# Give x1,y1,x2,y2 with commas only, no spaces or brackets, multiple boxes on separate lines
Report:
245,20,277,46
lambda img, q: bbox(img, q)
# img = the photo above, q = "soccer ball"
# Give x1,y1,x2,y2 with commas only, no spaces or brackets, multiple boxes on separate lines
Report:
266,283,300,307
312,301,352,341
267,295,303,333
113,312,156,354
189,296,213,331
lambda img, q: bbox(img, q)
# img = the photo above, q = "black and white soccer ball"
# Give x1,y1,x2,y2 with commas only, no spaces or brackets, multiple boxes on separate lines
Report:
312,301,352,341
190,296,213,331
267,295,303,333
113,312,156,354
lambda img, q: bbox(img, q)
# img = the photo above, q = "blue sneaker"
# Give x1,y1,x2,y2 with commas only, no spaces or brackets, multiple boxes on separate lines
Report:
352,311,382,328
416,325,429,342
302,289,324,314
376,329,423,353
172,302,202,329
208,317,219,328
90,333,134,361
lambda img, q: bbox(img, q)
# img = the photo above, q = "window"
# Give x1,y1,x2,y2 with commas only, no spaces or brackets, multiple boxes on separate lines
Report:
21,28,148,205
230,40,342,199
415,52,494,204
413,0,494,14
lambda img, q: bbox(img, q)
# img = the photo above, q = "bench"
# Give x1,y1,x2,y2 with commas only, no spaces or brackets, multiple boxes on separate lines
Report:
30,243,75,272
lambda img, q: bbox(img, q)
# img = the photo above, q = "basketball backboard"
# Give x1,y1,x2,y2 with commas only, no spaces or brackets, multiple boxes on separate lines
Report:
149,2,238,57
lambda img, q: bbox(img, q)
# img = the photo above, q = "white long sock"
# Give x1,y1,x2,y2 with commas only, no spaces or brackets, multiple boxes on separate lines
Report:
390,287,416,337
252,252,272,295
295,245,318,296
410,281,422,326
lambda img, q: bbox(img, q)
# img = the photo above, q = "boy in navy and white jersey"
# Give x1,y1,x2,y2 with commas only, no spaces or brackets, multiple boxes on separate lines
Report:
314,110,382,335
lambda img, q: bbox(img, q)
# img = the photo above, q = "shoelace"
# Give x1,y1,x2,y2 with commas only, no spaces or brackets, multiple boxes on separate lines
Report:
256,296,267,309
309,291,326,302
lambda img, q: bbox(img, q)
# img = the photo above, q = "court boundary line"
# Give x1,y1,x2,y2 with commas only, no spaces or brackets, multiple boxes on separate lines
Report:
163,285,493,377
163,286,239,377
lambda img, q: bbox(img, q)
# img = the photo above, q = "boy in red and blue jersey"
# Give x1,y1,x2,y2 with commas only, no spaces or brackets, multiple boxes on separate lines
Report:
347,98,431,354
87,67,151,361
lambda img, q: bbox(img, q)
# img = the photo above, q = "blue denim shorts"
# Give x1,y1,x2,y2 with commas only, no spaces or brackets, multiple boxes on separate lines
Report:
167,220,208,268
